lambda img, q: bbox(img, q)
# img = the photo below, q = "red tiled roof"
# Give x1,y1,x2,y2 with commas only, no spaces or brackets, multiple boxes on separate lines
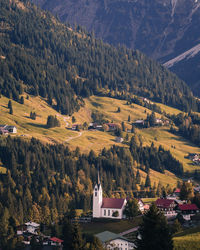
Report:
156,199,175,208
101,198,125,209
178,204,199,211
50,237,63,243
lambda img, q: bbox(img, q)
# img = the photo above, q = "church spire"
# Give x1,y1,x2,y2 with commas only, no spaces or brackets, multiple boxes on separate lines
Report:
98,169,100,185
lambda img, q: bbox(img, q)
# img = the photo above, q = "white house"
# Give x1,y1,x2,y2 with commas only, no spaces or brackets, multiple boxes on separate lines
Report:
25,221,40,234
93,174,127,219
4,125,17,133
95,231,135,250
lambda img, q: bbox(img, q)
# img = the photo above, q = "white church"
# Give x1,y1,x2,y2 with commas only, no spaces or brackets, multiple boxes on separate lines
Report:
92,173,127,219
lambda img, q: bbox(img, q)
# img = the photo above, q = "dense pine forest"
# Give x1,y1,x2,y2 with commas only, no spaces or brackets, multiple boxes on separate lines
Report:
0,136,182,231
0,0,200,115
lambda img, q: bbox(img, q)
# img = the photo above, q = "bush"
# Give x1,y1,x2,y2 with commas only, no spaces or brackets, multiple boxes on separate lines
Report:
112,211,119,217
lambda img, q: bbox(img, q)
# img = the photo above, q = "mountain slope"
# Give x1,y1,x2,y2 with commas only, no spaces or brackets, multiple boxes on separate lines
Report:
31,0,200,95
1,93,200,173
164,44,200,96
0,0,199,114
32,0,200,61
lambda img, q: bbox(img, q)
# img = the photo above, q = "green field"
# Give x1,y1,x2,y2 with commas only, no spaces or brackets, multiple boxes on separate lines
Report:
173,227,200,250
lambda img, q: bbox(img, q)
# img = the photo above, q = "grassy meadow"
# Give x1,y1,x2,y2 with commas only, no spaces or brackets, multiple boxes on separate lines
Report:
1,94,200,187
173,227,200,250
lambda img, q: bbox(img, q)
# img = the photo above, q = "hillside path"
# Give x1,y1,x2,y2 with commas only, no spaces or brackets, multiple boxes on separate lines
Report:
65,131,83,142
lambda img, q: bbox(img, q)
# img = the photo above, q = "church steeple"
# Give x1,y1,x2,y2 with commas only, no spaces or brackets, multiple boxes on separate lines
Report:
93,170,103,218
98,169,100,185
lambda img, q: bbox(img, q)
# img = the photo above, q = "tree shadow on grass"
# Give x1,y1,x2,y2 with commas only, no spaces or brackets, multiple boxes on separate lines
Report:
27,123,47,129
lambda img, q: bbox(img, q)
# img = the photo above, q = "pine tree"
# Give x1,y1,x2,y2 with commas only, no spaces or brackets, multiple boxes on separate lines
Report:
62,218,73,250
88,235,103,250
9,104,13,114
20,96,24,104
8,100,13,114
131,124,135,133
123,198,140,219
171,219,182,234
136,203,173,250
70,222,84,250
8,100,12,109
180,181,194,201
72,116,76,123
136,169,141,184
145,173,151,187
121,121,125,131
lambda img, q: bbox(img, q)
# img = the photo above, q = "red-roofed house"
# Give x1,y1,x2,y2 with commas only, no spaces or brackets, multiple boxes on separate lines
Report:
93,172,127,219
178,204,199,213
174,188,181,194
172,188,181,197
156,198,178,217
50,237,63,246
178,204,199,220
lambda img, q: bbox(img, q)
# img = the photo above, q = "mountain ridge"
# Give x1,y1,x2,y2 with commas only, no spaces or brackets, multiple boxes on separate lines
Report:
31,0,200,95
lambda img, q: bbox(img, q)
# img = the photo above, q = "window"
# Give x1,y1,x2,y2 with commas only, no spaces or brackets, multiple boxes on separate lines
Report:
95,192,97,197
104,210,106,216
108,210,110,216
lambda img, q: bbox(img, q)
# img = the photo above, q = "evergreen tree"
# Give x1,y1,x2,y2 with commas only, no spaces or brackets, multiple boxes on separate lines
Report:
121,121,125,132
123,198,140,219
136,169,141,184
128,115,131,122
131,124,135,133
46,115,60,128
70,222,84,250
145,174,151,187
180,182,194,201
62,218,73,250
8,100,13,114
171,219,182,234
87,235,103,250
20,96,24,104
9,105,13,115
30,111,36,120
136,203,173,250
8,100,12,109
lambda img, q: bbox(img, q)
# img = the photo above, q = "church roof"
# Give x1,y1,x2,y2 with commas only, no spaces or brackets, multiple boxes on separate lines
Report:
101,198,125,209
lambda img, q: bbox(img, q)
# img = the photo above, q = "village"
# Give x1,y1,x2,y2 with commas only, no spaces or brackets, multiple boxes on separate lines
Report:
13,176,200,250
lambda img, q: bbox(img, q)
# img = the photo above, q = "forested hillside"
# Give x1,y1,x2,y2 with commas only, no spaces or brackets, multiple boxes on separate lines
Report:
0,0,199,114
0,135,183,246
